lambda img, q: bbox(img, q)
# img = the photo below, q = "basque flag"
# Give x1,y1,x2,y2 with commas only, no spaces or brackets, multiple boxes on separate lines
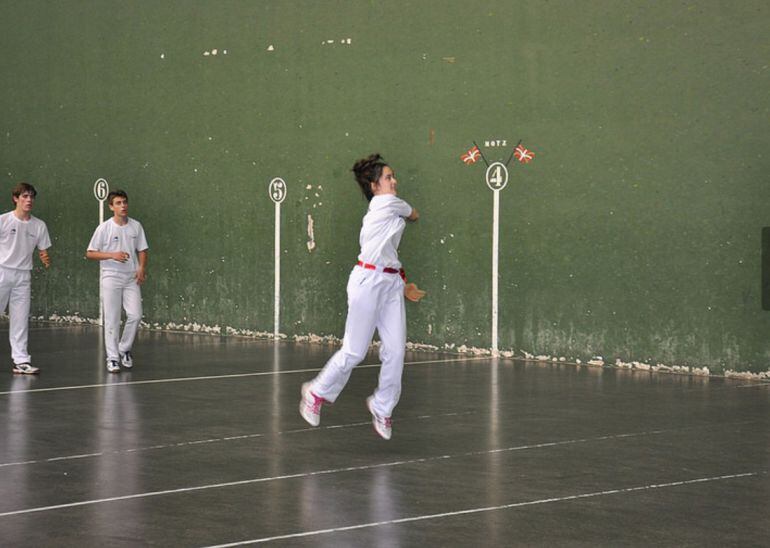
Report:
461,145,481,165
514,144,535,164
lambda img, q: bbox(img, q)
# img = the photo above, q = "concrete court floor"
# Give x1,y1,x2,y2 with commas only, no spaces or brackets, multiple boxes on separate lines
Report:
0,324,768,547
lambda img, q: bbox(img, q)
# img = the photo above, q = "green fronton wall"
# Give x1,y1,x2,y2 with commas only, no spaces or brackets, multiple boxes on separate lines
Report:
1,1,768,373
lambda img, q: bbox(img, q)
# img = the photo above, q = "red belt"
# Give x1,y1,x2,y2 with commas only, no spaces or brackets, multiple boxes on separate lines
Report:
357,261,406,281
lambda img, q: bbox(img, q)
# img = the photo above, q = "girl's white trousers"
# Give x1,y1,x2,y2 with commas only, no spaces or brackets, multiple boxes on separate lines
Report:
312,266,406,417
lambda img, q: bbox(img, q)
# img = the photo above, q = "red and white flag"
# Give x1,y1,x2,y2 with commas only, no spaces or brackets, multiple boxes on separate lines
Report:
461,145,481,165
514,144,535,164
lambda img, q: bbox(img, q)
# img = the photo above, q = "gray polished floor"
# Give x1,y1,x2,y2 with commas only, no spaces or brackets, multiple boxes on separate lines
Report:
0,325,768,547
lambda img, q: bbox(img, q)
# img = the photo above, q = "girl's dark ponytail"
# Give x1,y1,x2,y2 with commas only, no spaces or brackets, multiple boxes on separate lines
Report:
352,153,387,201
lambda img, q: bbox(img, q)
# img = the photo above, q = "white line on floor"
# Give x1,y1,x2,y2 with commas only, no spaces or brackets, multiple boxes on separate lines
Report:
202,472,763,547
0,412,475,468
0,356,493,396
0,428,676,518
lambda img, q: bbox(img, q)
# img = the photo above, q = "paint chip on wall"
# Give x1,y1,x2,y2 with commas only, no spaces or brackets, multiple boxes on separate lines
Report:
307,214,316,251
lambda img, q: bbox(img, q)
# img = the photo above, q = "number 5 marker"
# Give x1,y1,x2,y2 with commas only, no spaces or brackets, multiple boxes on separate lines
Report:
269,178,287,340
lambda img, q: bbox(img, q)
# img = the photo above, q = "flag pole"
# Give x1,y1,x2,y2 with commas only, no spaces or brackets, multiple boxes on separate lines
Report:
505,139,522,167
472,141,490,167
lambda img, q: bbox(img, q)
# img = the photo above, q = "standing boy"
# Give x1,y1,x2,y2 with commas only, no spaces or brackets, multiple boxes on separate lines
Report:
0,183,51,374
86,190,148,373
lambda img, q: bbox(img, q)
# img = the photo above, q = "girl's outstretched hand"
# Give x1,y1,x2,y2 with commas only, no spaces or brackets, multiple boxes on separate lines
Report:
405,283,426,302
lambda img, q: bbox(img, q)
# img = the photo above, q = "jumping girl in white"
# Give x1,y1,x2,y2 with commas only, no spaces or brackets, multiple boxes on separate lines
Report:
300,154,425,440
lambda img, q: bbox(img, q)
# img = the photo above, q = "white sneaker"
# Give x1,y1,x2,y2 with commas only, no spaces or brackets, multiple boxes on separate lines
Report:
106,360,121,373
12,363,40,375
299,382,325,427
120,351,133,369
366,396,392,440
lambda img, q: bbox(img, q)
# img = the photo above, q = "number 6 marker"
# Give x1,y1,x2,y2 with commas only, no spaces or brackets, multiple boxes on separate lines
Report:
93,178,110,326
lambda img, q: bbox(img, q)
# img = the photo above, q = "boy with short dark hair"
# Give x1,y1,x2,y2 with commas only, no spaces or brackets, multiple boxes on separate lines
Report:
0,182,52,374
86,190,148,373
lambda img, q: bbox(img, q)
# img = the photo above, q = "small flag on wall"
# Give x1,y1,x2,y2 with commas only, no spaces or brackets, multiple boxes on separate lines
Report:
513,144,535,164
461,145,481,165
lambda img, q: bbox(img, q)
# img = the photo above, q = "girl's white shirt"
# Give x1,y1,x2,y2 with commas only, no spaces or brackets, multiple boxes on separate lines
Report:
357,194,412,269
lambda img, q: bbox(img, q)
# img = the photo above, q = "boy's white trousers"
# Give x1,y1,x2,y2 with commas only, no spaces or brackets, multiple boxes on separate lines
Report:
101,271,142,362
312,266,406,418
0,266,32,364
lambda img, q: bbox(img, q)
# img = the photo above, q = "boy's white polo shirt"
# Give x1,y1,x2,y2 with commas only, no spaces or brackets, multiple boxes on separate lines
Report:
87,217,149,274
0,211,51,270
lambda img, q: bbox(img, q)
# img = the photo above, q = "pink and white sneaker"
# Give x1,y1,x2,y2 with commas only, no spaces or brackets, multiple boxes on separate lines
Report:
366,396,392,440
299,382,325,427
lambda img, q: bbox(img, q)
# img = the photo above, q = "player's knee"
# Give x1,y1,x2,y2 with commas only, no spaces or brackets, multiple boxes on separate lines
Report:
125,310,142,323
343,348,367,366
